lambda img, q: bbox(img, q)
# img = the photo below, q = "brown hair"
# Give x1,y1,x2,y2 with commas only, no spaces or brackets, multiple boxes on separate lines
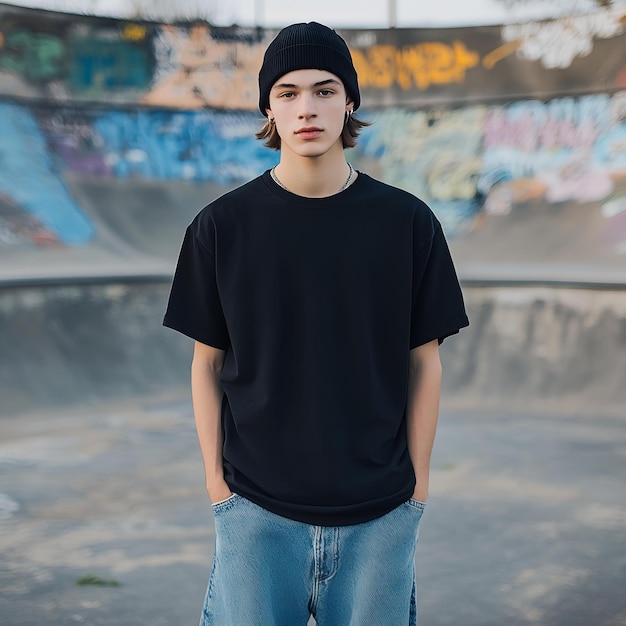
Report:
255,114,370,150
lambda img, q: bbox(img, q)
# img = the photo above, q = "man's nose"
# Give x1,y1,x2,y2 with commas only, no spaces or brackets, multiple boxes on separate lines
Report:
298,93,318,118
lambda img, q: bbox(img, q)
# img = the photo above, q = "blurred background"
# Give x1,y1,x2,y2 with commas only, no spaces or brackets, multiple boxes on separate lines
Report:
0,1,625,625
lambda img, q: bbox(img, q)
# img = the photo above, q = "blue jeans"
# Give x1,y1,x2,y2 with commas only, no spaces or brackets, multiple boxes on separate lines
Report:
201,493,425,625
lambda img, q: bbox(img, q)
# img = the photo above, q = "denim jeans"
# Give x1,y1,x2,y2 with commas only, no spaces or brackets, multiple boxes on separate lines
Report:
201,493,425,625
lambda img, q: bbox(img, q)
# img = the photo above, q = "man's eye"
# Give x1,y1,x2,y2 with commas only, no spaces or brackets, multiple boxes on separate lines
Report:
281,92,295,98
319,90,333,96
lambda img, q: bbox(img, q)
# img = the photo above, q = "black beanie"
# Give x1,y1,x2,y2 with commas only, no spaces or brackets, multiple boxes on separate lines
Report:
258,22,360,116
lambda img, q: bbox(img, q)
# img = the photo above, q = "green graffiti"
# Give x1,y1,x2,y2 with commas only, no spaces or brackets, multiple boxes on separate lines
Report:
0,30,66,81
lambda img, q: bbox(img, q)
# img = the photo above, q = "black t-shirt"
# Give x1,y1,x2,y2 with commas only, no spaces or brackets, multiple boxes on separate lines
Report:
164,170,469,526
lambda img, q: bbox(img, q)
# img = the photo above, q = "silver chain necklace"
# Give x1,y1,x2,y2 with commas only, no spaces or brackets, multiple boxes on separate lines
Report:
270,163,354,194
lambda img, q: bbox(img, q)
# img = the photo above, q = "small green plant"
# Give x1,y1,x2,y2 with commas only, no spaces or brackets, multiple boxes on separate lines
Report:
76,574,120,587
439,462,456,471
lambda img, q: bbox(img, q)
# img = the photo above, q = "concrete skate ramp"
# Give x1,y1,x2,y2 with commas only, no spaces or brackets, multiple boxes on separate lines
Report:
1,280,624,416
0,6,625,414
451,194,626,287
0,281,191,414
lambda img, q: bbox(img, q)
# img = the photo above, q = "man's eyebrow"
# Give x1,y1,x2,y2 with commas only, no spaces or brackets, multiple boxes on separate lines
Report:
272,79,341,90
313,79,341,87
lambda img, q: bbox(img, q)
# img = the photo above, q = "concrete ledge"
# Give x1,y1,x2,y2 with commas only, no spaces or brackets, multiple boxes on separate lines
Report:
459,263,626,291
1,279,624,415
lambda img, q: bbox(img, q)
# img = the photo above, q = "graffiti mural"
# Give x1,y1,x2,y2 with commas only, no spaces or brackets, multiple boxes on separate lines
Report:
0,91,621,243
501,10,624,69
357,106,486,234
69,33,152,96
2,4,626,108
357,93,626,235
0,97,624,243
481,95,622,213
0,27,66,81
0,103,94,245
142,24,264,110
91,110,275,182
351,40,480,91
0,4,625,255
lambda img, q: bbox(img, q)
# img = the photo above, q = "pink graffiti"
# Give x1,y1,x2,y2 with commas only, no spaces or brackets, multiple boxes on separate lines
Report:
539,158,613,203
484,109,599,151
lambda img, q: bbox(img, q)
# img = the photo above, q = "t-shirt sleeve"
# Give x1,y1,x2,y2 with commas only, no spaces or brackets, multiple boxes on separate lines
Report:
410,216,469,348
163,223,230,350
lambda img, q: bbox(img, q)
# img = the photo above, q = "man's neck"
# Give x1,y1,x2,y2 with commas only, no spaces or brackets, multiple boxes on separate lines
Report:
273,149,353,198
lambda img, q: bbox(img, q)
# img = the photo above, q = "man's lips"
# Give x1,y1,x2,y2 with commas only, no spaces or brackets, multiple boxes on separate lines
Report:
295,127,322,139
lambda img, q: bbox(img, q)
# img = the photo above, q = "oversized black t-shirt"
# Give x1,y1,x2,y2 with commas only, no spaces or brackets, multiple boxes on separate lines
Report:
164,170,469,526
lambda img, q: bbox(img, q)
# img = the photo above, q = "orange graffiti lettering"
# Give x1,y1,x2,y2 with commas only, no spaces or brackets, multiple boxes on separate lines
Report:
360,45,396,89
482,40,522,70
352,41,479,91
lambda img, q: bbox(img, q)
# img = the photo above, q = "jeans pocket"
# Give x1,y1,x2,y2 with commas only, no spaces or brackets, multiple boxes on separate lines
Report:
211,493,240,513
406,498,426,511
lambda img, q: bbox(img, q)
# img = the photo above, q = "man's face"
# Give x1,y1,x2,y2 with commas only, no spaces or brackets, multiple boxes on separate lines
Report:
266,69,353,159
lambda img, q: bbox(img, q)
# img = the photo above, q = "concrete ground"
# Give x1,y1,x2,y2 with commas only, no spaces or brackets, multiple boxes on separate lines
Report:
1,395,625,626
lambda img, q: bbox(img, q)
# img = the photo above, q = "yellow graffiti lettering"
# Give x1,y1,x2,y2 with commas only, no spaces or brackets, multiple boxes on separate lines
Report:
415,43,452,90
350,49,368,86
414,41,478,88
352,40,479,91
352,46,395,89
121,24,147,41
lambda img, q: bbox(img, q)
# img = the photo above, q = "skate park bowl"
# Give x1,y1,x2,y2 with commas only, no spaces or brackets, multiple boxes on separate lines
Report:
0,5,625,626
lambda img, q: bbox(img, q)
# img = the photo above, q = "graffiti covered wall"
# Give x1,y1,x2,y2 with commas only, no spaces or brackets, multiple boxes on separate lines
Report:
361,93,626,237
2,4,625,109
0,3,625,257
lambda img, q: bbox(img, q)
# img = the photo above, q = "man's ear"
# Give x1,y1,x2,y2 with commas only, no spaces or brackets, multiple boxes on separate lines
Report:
345,99,354,113
266,108,273,121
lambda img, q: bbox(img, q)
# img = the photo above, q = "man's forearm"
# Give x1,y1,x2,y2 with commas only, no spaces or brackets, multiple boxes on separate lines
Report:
191,341,231,502
406,339,443,502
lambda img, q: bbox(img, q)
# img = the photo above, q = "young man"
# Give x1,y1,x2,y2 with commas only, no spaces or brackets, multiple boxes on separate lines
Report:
164,22,468,626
